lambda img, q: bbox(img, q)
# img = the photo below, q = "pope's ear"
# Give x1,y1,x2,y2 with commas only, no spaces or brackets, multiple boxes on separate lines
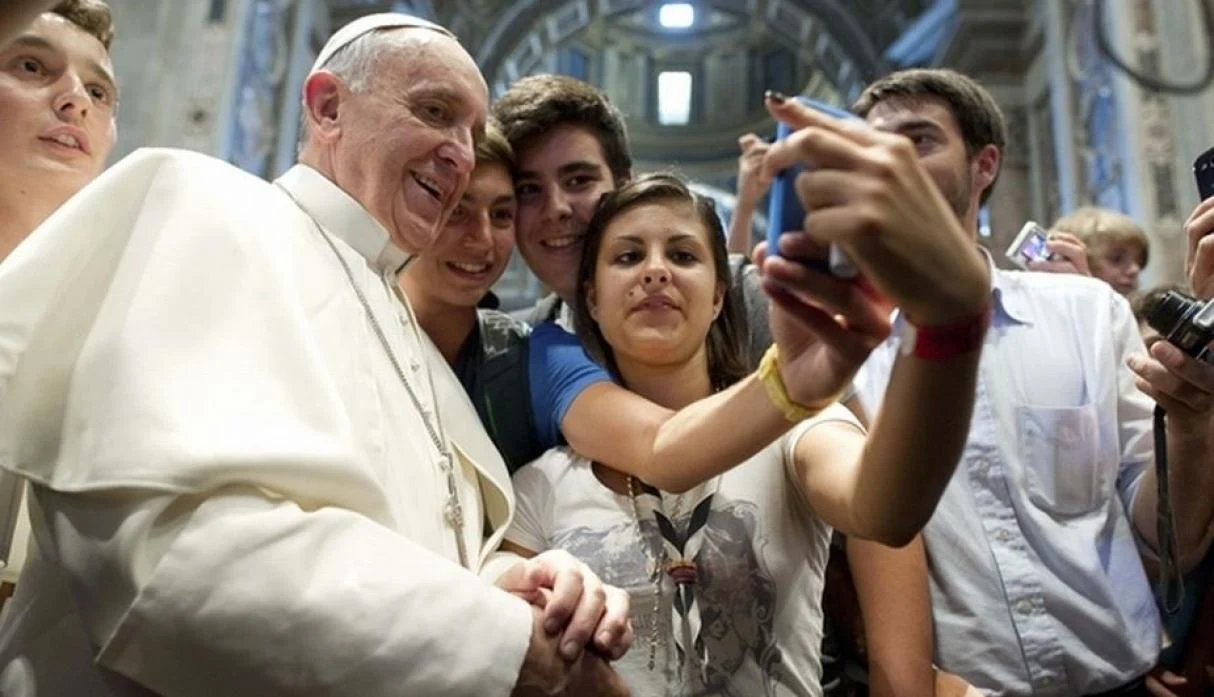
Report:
302,71,344,143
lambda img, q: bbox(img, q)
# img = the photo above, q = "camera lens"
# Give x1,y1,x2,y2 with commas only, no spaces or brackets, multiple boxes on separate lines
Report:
1145,290,1214,361
1144,291,1195,336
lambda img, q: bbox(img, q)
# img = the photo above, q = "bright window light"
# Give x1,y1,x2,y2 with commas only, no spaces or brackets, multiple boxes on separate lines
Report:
659,3,695,29
658,71,692,125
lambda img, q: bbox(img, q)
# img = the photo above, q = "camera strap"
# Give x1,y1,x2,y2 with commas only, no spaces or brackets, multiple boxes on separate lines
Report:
1153,404,1185,615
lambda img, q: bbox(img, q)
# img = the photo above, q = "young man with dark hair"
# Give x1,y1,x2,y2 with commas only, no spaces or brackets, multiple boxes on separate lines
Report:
834,68,1214,697
850,67,1005,208
493,74,630,327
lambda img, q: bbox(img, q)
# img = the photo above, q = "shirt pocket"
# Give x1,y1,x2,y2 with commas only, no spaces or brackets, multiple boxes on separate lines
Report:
1016,402,1112,516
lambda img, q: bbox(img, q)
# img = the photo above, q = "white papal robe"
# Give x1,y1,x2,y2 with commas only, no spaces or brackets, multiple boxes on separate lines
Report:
0,148,533,696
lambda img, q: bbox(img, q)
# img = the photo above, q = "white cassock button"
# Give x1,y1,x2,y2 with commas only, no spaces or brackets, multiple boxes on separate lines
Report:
995,529,1013,543
1016,599,1033,615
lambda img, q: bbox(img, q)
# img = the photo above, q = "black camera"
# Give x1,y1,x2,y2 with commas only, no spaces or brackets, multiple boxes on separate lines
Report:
1144,290,1214,362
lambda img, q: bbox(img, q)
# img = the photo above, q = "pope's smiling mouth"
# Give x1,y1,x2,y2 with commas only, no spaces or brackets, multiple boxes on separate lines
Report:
413,173,445,202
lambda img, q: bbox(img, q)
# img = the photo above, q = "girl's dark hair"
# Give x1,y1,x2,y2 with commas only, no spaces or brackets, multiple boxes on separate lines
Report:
573,173,749,391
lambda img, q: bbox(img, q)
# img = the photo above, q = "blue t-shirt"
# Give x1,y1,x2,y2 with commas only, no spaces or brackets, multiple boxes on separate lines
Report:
527,321,612,449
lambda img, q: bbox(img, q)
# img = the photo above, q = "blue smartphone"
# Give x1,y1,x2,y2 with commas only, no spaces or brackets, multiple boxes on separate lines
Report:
766,96,862,278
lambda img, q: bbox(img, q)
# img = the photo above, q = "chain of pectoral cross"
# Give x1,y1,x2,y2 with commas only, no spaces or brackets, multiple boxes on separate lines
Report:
279,183,469,568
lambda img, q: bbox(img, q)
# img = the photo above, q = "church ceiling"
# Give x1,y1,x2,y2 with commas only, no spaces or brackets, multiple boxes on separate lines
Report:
328,0,930,79
324,0,935,165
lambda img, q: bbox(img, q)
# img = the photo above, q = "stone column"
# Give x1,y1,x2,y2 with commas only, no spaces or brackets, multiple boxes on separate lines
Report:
106,0,248,162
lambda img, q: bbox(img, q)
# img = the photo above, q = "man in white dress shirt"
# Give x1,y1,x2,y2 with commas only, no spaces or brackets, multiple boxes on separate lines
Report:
0,13,630,697
843,68,1213,697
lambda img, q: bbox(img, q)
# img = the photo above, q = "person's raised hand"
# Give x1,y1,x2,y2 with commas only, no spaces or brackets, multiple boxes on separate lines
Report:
760,92,989,328
736,133,773,210
753,240,891,408
1027,232,1092,276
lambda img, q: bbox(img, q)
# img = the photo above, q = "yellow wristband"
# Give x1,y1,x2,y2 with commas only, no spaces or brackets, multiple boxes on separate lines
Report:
757,345,842,423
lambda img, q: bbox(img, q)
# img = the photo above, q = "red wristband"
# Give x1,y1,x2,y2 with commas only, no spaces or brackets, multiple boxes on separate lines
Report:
900,305,991,361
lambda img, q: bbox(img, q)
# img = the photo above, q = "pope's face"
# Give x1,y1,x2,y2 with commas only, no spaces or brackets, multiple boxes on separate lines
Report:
0,13,117,202
331,32,488,255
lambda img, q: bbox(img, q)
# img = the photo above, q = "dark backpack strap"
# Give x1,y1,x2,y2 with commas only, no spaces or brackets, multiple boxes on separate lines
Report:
474,310,544,473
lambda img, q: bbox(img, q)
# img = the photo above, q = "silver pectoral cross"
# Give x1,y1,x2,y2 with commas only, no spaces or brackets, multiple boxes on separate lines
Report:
439,454,469,568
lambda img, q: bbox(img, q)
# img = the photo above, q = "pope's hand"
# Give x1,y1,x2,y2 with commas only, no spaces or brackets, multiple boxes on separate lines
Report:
496,550,633,661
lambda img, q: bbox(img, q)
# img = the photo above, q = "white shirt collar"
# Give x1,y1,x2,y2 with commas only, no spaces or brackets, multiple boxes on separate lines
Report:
983,247,1034,326
275,164,411,275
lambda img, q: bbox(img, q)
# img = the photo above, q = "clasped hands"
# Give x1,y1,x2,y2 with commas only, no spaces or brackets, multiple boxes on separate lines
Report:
498,550,632,696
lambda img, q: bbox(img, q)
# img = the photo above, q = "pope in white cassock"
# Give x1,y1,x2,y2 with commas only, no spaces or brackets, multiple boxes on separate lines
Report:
0,13,631,697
